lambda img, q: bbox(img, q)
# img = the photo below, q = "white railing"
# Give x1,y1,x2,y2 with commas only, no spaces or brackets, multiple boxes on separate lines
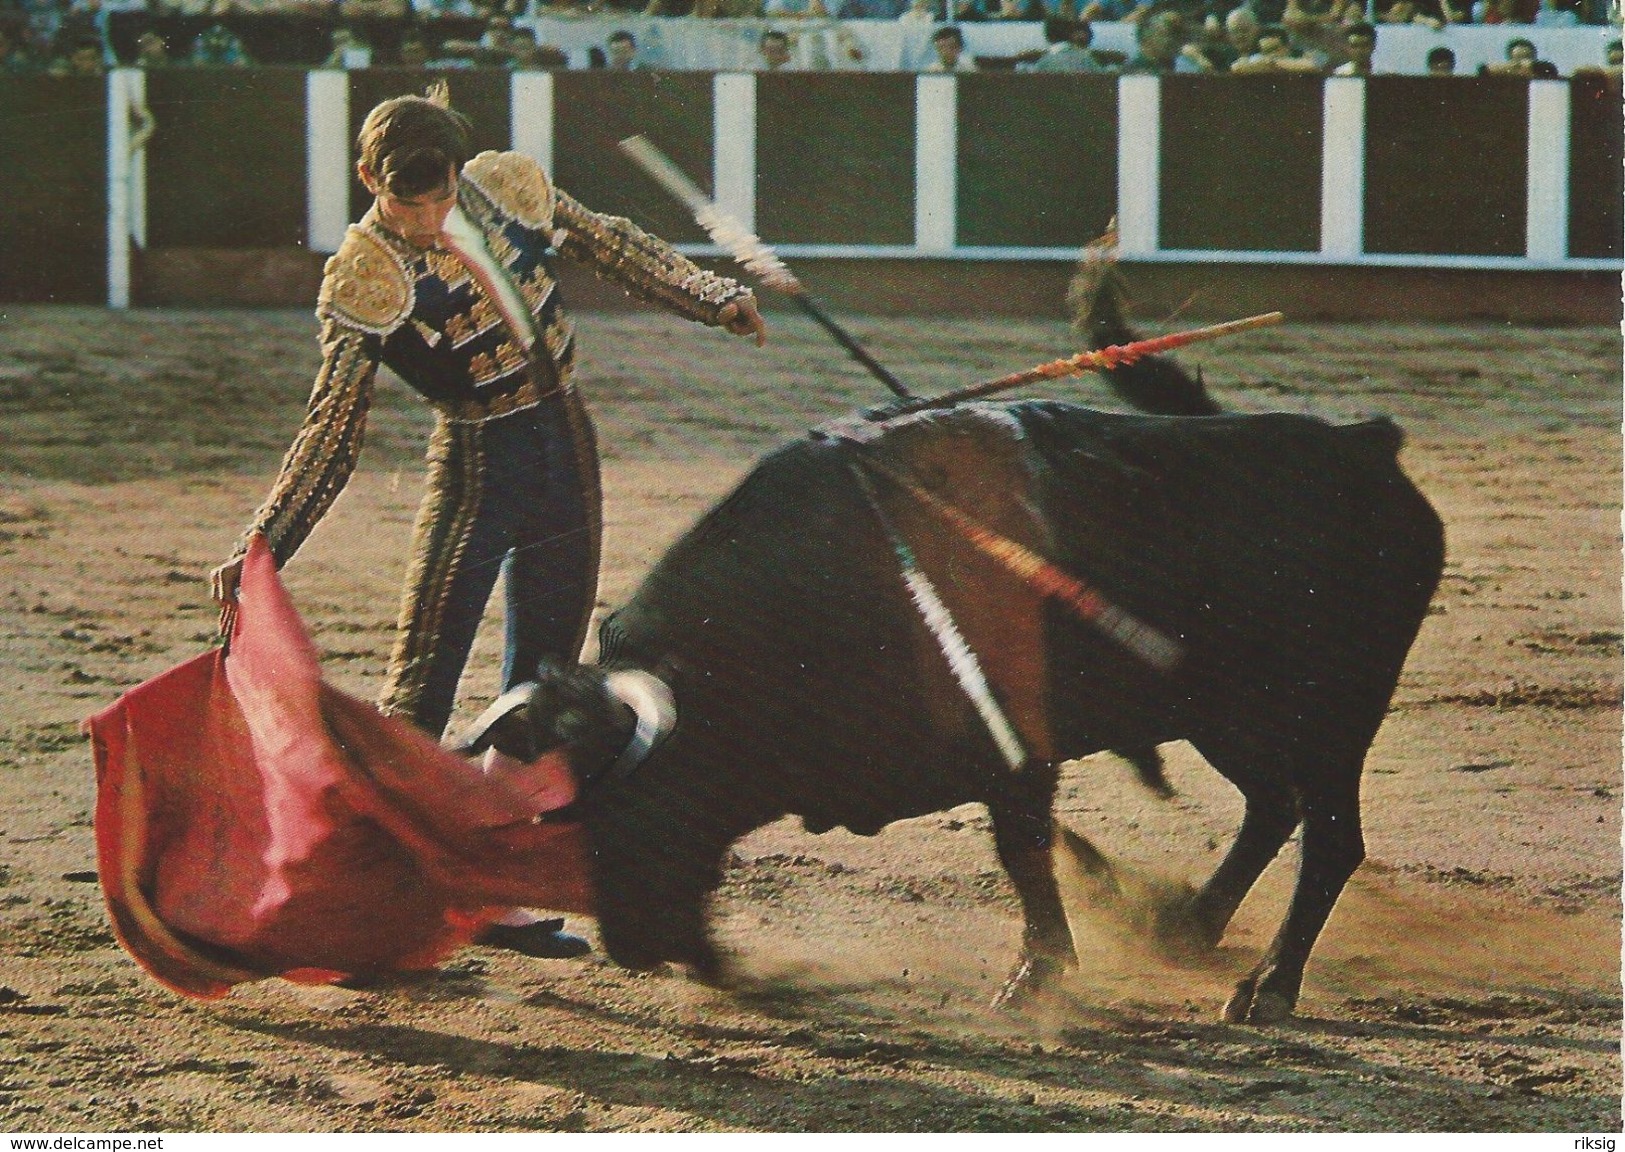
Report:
104,65,1619,308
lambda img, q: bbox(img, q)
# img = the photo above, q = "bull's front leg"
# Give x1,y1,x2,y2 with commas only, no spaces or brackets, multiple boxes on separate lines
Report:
987,762,1076,1009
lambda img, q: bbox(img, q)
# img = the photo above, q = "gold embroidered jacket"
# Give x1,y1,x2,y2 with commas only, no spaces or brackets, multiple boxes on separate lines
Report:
242,150,749,566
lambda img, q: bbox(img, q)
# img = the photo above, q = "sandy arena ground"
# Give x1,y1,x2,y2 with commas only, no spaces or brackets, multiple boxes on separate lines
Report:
0,303,1618,1132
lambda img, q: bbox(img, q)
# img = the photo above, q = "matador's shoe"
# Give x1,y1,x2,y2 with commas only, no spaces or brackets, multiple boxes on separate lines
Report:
478,918,591,960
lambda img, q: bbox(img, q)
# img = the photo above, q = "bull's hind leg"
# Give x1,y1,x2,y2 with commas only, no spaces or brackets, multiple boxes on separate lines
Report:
1223,762,1365,1024
988,761,1077,1009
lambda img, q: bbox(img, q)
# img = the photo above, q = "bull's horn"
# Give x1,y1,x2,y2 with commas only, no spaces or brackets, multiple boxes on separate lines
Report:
604,669,677,780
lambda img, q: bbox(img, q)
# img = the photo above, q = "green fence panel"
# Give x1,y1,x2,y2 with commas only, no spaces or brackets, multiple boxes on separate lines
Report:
755,72,915,246
145,68,307,248
1364,76,1527,258
0,76,106,302
956,73,1117,249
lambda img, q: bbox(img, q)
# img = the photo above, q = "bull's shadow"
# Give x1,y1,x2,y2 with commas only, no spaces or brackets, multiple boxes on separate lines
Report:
221,973,1618,1131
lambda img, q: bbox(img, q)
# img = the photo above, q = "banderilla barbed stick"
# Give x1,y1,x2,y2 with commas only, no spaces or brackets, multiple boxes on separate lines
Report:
618,134,916,401
865,311,1285,422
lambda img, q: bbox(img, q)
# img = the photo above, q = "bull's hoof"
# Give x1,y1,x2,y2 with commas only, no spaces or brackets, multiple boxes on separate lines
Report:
1221,977,1295,1025
991,953,1067,1011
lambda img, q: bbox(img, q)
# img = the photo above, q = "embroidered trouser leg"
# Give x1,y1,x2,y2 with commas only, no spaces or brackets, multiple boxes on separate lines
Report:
379,395,602,739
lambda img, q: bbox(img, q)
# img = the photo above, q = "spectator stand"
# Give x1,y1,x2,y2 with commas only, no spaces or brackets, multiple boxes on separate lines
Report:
1370,21,1617,74
101,14,1616,73
505,15,1132,69
106,11,489,66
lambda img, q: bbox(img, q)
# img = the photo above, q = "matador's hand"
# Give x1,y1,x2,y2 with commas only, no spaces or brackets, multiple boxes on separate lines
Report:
210,556,244,638
718,294,767,347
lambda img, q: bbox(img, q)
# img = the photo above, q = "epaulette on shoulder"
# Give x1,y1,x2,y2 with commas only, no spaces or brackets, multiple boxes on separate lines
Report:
463,151,555,230
318,226,412,335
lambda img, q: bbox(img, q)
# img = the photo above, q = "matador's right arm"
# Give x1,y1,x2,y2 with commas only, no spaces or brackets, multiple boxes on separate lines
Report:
234,228,401,567
237,321,378,567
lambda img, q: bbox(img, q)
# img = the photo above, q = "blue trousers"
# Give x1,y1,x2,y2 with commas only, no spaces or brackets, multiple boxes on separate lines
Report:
378,393,601,739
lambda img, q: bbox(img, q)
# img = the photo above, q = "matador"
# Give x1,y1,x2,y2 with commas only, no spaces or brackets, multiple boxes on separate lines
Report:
210,88,765,957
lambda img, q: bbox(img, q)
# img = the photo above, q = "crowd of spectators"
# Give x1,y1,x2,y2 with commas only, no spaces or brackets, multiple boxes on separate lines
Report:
0,0,1616,75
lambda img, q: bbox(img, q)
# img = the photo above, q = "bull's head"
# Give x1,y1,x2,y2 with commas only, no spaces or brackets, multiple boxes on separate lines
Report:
458,661,740,978
453,661,673,795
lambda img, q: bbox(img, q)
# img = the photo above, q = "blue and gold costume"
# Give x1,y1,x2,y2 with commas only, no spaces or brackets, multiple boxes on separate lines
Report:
240,150,749,737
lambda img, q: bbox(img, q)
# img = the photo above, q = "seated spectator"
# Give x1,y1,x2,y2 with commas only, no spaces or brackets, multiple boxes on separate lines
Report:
1480,36,1539,75
0,20,43,72
838,0,909,14
479,14,513,49
216,0,330,12
758,27,793,68
925,23,976,69
395,29,431,65
1123,8,1195,73
692,0,766,14
1330,19,1374,73
1080,0,1153,22
1281,0,1336,31
828,25,868,65
412,0,482,17
1530,0,1579,23
1470,0,1514,20
994,0,1048,17
337,0,412,19
1230,21,1322,70
899,0,942,19
1572,38,1622,77
189,22,251,65
1424,44,1455,73
47,32,104,76
133,29,172,67
508,29,568,69
1196,5,1258,71
1376,0,1462,29
323,25,375,68
606,28,638,68
764,0,831,14
1024,18,1111,70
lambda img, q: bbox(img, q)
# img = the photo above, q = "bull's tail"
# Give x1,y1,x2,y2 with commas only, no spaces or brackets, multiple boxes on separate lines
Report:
1068,251,1222,418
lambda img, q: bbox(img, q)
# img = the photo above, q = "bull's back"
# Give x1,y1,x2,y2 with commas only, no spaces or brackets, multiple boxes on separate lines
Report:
1014,402,1444,748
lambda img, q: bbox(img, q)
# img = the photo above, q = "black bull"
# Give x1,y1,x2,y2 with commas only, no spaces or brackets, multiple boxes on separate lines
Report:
504,398,1444,1024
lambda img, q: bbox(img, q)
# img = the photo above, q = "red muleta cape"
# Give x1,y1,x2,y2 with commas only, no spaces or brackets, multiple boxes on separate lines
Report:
83,535,594,999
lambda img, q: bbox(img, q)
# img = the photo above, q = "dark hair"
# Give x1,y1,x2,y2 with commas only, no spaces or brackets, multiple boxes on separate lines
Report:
1042,16,1071,43
357,84,472,197
761,28,788,45
1070,19,1093,46
1425,45,1454,68
1505,37,1535,56
1529,59,1558,78
1256,23,1289,45
608,29,635,46
933,24,964,44
1344,21,1375,40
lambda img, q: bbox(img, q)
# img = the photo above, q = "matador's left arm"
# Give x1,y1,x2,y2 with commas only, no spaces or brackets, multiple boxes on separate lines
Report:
550,188,752,326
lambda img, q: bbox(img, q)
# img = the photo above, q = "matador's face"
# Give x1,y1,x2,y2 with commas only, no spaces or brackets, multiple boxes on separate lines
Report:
361,162,459,248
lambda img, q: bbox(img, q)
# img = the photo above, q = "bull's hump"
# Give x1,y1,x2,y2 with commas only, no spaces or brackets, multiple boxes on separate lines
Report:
1337,415,1405,458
